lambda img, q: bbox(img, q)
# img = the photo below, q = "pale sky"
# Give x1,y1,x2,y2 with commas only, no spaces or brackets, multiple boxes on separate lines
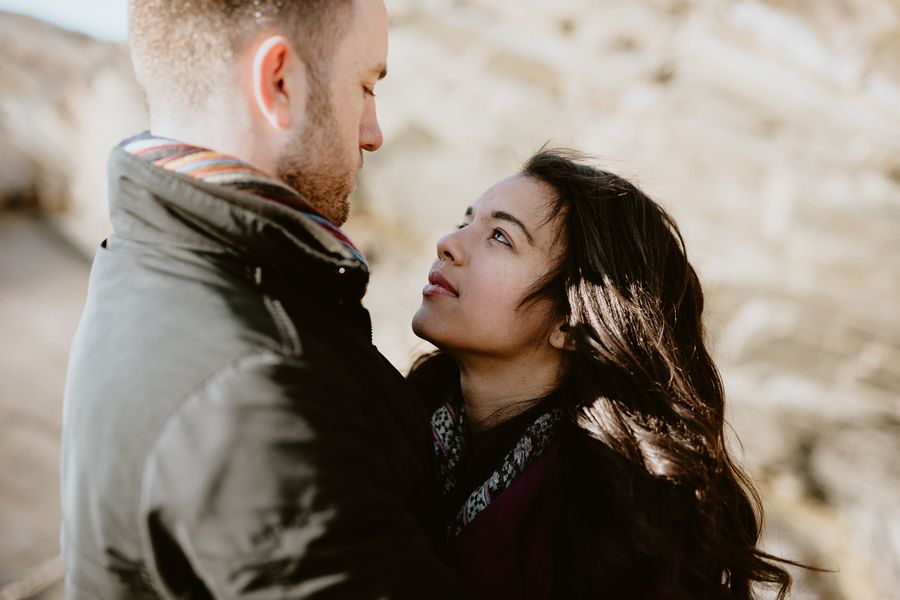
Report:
0,0,128,41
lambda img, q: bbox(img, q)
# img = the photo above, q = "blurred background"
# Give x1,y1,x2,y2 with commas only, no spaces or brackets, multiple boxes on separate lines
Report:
1,0,898,598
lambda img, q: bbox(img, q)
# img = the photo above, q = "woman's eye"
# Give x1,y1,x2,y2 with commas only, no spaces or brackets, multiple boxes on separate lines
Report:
491,229,511,246
363,86,376,97
456,222,470,230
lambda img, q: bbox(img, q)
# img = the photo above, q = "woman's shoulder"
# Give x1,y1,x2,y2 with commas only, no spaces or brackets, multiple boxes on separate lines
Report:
551,428,689,598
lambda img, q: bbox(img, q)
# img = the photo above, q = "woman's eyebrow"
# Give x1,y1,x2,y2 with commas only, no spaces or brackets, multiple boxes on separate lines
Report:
491,210,534,245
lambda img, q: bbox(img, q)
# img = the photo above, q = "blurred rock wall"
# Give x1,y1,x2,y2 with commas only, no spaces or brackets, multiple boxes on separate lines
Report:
346,1,900,597
0,11,147,252
2,1,898,597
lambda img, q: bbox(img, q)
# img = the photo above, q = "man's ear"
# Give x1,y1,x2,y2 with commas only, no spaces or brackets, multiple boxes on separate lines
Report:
252,36,306,130
549,323,577,352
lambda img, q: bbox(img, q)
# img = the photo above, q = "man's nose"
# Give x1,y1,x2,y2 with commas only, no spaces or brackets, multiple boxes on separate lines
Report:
360,106,383,152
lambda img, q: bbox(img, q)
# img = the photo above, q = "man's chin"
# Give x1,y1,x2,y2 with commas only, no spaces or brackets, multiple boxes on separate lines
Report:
324,193,352,227
333,205,350,227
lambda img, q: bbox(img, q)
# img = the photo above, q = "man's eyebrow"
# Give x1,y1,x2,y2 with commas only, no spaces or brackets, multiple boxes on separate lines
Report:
492,210,534,245
465,206,473,217
374,63,388,80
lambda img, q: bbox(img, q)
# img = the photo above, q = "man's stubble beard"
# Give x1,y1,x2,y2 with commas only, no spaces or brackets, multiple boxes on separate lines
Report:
276,78,359,226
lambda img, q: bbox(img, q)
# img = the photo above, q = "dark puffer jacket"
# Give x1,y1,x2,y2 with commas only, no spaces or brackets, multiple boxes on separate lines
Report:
60,145,466,599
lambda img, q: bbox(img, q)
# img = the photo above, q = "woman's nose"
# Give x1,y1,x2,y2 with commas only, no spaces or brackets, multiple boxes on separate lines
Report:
436,230,463,264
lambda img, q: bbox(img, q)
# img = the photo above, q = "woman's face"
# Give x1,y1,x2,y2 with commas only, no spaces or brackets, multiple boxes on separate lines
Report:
412,174,565,359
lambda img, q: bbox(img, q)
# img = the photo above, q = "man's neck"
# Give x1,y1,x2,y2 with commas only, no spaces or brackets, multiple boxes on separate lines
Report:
454,350,566,435
149,114,277,177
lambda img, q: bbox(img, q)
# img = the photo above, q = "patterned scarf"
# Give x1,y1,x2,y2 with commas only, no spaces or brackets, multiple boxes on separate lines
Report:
431,397,562,539
121,132,368,268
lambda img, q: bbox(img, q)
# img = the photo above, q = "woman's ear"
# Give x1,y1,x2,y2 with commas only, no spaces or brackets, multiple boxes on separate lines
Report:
252,35,306,130
549,323,577,351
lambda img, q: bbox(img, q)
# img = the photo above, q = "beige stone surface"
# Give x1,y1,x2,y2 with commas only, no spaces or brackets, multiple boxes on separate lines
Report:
0,11,147,252
0,213,80,599
2,1,899,597
347,1,900,597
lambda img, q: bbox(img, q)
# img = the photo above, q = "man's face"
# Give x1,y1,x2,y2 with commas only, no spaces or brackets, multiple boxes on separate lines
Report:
277,0,388,226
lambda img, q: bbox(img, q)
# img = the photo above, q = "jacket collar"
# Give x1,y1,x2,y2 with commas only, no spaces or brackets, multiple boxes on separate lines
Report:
120,131,369,268
106,143,369,304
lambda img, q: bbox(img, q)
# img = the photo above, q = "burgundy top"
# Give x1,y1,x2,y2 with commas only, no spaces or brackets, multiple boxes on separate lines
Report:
450,442,562,600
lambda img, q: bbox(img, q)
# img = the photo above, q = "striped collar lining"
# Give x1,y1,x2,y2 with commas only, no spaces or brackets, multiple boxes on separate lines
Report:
122,133,368,268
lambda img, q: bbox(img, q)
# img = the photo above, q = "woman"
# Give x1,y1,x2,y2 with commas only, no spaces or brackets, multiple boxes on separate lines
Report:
408,149,796,599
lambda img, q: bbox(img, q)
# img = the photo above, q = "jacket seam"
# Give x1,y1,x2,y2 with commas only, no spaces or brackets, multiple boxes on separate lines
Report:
262,293,303,356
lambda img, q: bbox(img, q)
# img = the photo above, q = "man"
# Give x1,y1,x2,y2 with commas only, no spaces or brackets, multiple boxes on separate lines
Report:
60,1,466,597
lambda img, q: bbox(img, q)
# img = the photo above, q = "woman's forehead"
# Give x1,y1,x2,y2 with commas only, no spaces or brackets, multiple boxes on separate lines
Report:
471,174,554,221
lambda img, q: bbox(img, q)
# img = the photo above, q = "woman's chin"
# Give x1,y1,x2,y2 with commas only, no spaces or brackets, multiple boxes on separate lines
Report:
411,307,432,342
411,307,451,350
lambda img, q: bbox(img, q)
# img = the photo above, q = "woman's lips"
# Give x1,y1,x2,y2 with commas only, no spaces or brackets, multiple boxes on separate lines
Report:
424,271,458,297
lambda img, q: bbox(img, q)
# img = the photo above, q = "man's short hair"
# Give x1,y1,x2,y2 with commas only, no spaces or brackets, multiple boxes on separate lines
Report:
128,0,354,112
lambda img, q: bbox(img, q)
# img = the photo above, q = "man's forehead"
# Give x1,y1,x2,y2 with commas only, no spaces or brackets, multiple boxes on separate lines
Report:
351,0,389,43
340,0,389,75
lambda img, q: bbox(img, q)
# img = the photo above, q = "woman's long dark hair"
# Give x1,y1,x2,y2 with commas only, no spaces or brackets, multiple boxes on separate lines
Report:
410,149,799,599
